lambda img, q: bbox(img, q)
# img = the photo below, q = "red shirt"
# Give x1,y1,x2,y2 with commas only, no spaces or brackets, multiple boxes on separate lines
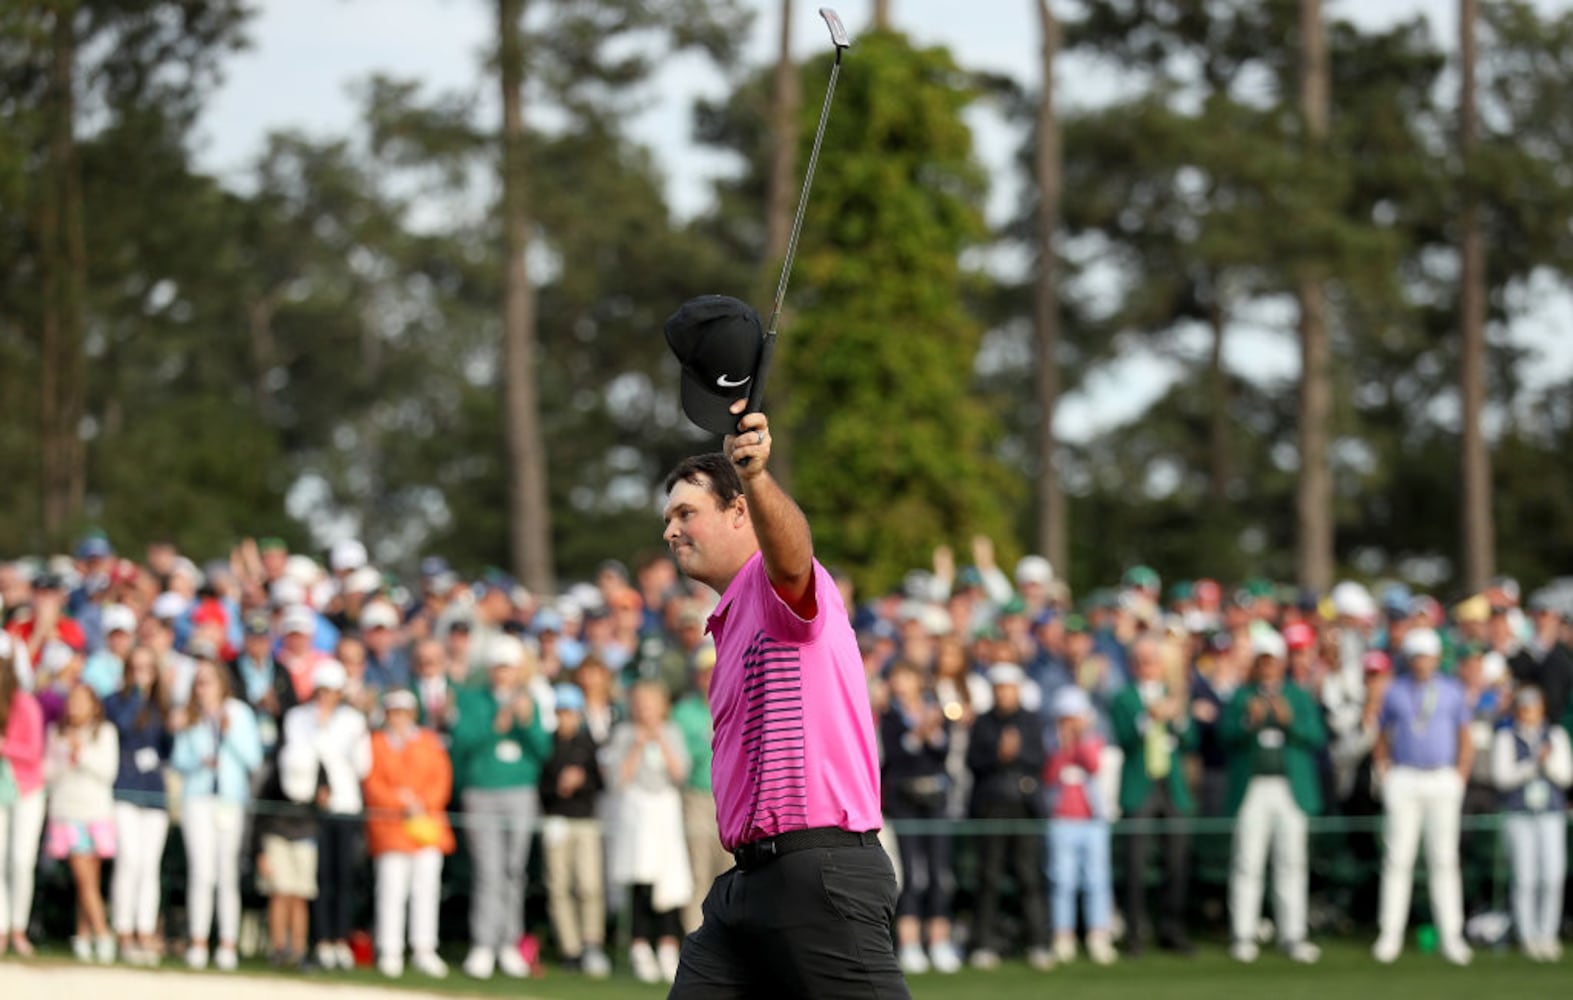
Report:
7,617,87,653
1043,735,1104,820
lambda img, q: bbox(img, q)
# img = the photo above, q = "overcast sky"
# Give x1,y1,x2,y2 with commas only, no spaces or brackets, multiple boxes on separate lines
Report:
195,0,1573,443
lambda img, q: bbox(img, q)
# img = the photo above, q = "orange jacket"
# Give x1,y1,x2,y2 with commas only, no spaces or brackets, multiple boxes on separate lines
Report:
363,727,456,857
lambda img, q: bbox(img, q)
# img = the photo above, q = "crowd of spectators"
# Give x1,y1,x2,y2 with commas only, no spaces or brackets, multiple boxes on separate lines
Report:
0,531,1569,981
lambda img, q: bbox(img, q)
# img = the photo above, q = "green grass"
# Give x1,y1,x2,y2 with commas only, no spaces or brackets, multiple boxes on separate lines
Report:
99,939,1563,1000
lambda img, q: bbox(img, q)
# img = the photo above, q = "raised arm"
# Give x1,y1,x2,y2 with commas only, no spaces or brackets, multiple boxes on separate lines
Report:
726,408,815,616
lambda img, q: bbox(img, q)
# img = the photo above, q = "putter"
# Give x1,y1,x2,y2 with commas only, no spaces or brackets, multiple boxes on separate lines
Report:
739,7,851,450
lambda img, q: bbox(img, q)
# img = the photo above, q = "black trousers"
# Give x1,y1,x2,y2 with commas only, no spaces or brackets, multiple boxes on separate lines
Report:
632,883,684,942
313,815,360,942
669,843,911,1000
972,826,1049,952
1123,783,1191,944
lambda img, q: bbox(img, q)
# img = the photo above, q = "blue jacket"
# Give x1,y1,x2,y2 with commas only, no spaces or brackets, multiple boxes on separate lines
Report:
104,689,173,802
170,699,264,805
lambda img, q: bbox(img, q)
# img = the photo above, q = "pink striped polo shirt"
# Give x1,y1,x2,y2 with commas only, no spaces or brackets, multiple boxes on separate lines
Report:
706,552,881,851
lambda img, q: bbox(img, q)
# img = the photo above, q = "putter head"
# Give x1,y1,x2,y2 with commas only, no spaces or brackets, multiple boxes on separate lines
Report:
819,7,851,49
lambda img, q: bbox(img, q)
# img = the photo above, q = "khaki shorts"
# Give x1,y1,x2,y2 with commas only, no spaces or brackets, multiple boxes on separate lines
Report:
260,834,318,899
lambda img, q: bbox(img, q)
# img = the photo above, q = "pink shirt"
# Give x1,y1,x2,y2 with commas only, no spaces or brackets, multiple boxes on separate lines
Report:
1044,735,1104,821
707,552,881,851
3,691,47,796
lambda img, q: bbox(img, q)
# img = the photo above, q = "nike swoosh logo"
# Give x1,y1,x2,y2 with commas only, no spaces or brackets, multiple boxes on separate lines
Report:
715,373,751,388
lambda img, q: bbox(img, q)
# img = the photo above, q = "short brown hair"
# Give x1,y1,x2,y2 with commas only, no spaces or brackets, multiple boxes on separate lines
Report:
663,453,742,509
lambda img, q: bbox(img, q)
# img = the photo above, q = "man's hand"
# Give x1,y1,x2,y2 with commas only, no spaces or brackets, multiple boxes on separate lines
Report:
724,405,772,480
558,764,587,798
971,534,996,572
1271,695,1292,725
1247,697,1267,727
999,726,1021,762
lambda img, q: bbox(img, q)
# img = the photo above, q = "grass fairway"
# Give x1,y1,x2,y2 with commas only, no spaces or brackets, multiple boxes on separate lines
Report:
288,940,1559,1000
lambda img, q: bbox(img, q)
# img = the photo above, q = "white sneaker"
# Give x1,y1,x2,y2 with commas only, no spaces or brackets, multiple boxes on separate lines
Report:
969,948,1000,970
71,936,92,962
497,944,529,978
334,942,355,970
378,955,404,978
1026,946,1055,972
462,945,495,980
582,945,612,979
185,944,209,970
1087,931,1118,966
411,950,448,978
657,941,681,983
1054,934,1078,964
93,935,116,964
898,942,929,975
1229,940,1259,964
1372,936,1402,964
929,940,962,974
316,941,339,970
214,946,238,972
630,941,660,984
1540,938,1563,962
1285,941,1321,964
1441,941,1473,967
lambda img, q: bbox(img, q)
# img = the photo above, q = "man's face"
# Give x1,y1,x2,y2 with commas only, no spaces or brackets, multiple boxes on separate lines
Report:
663,477,745,585
1256,654,1286,688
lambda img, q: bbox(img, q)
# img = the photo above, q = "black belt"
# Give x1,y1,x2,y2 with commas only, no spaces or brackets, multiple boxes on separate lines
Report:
731,826,881,871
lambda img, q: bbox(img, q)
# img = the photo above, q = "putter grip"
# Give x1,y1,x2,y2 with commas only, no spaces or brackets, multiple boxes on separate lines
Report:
736,335,776,467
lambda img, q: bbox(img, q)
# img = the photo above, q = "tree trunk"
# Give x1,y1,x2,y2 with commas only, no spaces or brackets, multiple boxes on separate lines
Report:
873,0,892,30
499,0,554,594
1207,294,1232,504
1294,0,1334,592
1458,0,1493,591
1033,0,1067,576
39,0,87,549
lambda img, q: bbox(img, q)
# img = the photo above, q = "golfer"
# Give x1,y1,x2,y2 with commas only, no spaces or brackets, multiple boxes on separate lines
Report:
662,399,908,999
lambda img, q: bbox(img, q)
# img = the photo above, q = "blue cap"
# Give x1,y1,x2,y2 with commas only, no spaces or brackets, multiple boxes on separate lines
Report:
419,556,451,578
75,534,113,560
553,683,586,713
532,608,564,634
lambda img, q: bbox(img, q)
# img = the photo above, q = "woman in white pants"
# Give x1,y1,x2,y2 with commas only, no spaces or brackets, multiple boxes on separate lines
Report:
104,646,173,964
0,638,47,958
1492,686,1572,961
169,659,262,971
361,689,455,979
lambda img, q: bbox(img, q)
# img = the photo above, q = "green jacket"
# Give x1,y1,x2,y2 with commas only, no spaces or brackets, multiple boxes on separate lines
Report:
1110,685,1199,816
1220,681,1326,817
449,686,553,791
670,694,715,793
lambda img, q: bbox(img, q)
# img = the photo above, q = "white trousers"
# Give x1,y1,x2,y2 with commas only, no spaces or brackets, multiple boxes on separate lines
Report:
1504,811,1567,945
183,798,244,945
1230,776,1309,944
112,802,170,936
1378,766,1465,949
0,789,46,935
375,849,444,959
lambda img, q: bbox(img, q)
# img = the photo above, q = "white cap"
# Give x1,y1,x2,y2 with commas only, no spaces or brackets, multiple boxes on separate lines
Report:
281,604,317,636
987,663,1026,687
1331,581,1377,621
359,601,399,632
919,604,953,637
330,539,368,573
1401,627,1443,660
345,565,382,597
151,592,190,621
1052,685,1093,720
284,554,321,588
169,557,203,586
102,603,137,635
1251,629,1287,661
1481,650,1507,685
488,634,527,668
383,689,418,712
270,577,306,608
312,659,347,691
1015,555,1054,587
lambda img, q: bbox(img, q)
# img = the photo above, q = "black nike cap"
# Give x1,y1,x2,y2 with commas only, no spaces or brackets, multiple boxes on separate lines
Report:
664,294,764,436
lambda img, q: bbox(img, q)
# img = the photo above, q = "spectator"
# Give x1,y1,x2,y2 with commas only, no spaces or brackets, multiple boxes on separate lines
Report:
1371,627,1473,966
1222,631,1326,964
540,682,610,978
606,680,691,985
81,604,136,698
966,662,1050,970
1511,595,1573,726
363,689,454,979
1111,635,1197,955
0,634,46,957
104,646,173,965
275,605,328,704
251,737,322,972
1492,685,1572,961
450,633,551,980
670,656,730,936
1044,685,1116,966
45,683,119,962
281,659,371,971
881,659,961,975
359,600,411,691
8,573,87,667
227,610,298,757
170,659,264,971
575,655,620,744
409,638,458,736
